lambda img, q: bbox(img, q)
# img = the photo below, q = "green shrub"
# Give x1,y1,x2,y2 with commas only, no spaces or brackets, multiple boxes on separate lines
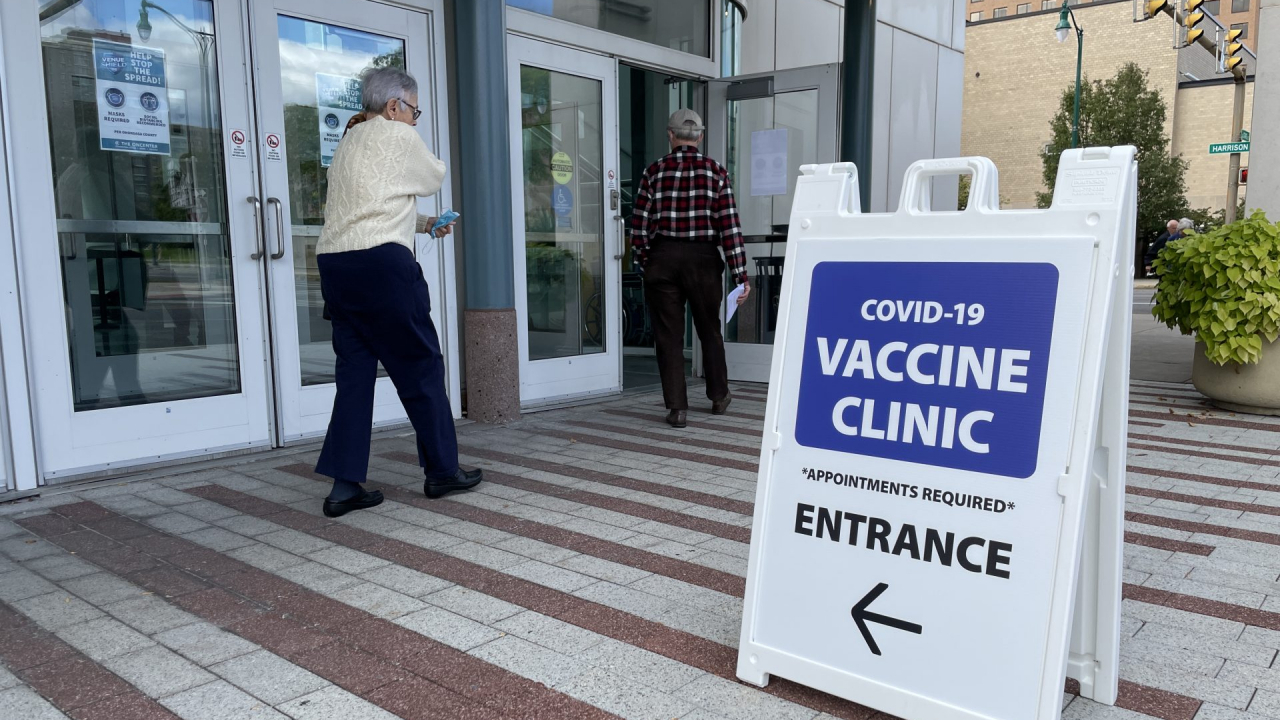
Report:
1152,210,1280,365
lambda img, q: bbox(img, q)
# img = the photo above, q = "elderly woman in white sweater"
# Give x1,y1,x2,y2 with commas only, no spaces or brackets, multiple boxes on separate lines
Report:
314,67,482,518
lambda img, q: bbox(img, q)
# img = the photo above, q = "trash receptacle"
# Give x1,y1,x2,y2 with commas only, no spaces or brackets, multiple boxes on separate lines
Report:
754,256,784,344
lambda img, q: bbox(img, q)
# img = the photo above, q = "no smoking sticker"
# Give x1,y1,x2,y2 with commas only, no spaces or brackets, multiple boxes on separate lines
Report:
265,132,283,163
229,129,248,159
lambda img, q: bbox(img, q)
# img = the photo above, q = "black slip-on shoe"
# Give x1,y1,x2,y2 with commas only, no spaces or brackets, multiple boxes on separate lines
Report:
322,489,384,518
711,394,733,415
426,468,483,499
666,410,687,428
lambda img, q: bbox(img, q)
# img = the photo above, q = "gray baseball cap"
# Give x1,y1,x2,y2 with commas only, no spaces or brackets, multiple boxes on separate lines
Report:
667,108,705,131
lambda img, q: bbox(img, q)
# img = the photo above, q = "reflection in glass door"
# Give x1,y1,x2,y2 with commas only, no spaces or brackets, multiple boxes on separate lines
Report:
509,37,620,405
251,0,455,441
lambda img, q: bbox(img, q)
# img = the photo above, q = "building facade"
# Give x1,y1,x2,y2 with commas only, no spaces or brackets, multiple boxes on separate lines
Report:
0,0,964,493
966,0,1261,48
962,0,1253,212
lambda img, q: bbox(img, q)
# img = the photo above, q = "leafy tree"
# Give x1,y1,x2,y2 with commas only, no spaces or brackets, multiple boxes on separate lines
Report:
1037,63,1189,258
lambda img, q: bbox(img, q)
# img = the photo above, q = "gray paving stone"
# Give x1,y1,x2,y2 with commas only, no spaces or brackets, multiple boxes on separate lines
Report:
97,496,170,518
185,527,257,552
395,605,503,651
211,649,329,706
23,554,100,582
1120,635,1227,677
274,561,363,596
578,639,706,691
161,680,288,720
1122,598,1246,639
1062,698,1167,719
358,564,452,598
14,591,104,630
1136,622,1277,667
384,524,467,551
331,582,426,620
492,536,580,564
55,617,155,661
104,645,217,698
1122,657,1256,709
214,515,283,537
574,582,674,622
0,686,70,720
0,666,18,690
425,585,523,624
441,541,528,571
674,674,819,720
275,685,399,720
469,635,591,689
0,569,58,602
154,622,259,666
504,559,598,593
228,544,307,573
61,572,147,606
0,536,62,562
173,500,241,523
494,610,608,656
254,529,333,556
1247,691,1280,719
147,512,213,535
104,595,200,634
306,546,390,575
559,666,696,720
557,516,640,543
556,554,653,585
142,488,205,506
630,575,742,616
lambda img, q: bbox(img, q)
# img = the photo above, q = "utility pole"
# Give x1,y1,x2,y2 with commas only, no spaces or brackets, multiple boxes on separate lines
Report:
1226,74,1246,223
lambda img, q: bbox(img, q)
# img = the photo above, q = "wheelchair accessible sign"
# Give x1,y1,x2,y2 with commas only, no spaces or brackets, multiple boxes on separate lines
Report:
738,152,1136,720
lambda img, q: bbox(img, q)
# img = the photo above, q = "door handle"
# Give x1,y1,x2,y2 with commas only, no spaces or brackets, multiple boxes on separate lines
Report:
267,197,286,260
247,196,265,260
613,214,625,260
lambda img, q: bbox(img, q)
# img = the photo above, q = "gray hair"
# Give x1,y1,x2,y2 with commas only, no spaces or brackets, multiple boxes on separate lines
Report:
361,67,418,113
1177,218,1194,231
671,126,703,142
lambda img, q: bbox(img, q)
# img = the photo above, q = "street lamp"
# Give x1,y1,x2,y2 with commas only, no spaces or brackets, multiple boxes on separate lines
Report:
1055,0,1083,149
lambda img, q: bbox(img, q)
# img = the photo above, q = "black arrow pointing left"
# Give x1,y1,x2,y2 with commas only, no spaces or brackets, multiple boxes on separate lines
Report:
850,582,923,656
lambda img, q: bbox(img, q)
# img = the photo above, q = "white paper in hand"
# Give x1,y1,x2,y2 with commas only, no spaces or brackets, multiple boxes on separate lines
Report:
725,284,745,323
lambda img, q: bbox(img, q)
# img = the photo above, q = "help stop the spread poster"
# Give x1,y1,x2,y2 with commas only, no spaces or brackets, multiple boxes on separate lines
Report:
93,39,171,156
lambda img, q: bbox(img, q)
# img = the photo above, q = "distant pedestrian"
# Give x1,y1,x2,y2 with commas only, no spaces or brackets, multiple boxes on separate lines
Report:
630,109,749,429
1145,219,1181,275
314,67,481,518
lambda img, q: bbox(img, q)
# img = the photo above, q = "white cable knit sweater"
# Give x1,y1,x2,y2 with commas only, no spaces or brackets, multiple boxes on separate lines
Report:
317,115,447,256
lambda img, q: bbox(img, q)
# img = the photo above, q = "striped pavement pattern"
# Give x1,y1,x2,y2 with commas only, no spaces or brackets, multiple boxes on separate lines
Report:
0,379,1277,719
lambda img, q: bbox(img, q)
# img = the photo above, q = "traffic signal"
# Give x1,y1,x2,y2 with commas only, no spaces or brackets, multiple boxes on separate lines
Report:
1223,28,1245,71
1241,167,1248,185
1183,4,1206,45
1145,0,1168,18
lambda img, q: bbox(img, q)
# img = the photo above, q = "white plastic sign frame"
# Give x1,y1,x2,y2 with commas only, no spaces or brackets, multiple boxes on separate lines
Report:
736,149,1136,720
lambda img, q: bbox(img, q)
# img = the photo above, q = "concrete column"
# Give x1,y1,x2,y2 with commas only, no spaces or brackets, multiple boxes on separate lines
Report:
453,0,520,423
1246,0,1280,214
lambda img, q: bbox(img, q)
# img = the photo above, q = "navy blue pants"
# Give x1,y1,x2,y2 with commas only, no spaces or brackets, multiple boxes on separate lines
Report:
314,243,458,483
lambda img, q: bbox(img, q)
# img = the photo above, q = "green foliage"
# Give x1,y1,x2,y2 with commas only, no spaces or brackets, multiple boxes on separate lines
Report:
1151,211,1280,365
1037,63,1189,246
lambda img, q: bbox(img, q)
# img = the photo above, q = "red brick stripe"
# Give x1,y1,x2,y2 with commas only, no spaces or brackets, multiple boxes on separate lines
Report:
1131,408,1280,433
382,451,752,544
535,428,758,472
0,600,181,720
1131,420,1167,428
1128,485,1280,517
1127,511,1280,548
279,463,748,598
186,485,880,720
1125,532,1215,556
603,409,763,437
192,484,1204,720
1124,583,1280,631
561,420,759,457
458,445,754,516
1128,465,1280,494
19,502,615,720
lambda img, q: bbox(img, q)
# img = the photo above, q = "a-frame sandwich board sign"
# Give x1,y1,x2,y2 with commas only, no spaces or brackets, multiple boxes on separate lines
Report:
736,148,1137,720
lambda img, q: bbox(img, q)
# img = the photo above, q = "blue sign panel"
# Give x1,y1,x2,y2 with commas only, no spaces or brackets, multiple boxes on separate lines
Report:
552,185,574,216
794,262,1058,479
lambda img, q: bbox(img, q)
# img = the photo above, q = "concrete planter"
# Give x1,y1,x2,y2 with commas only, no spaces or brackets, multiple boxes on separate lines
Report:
1192,339,1280,416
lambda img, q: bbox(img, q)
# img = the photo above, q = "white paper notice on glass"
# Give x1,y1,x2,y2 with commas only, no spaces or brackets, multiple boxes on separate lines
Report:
750,128,788,197
725,283,746,323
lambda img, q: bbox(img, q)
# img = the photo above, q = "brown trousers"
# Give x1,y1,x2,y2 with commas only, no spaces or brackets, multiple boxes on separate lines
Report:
643,239,730,410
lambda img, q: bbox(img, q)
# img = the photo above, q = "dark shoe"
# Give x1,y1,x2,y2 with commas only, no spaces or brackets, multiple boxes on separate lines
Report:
711,394,733,415
322,489,384,518
666,410,687,428
426,468,483,499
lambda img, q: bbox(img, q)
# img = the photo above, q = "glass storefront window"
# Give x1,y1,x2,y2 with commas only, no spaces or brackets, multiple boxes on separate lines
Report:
276,16,405,386
519,65,607,361
42,0,240,411
508,0,712,58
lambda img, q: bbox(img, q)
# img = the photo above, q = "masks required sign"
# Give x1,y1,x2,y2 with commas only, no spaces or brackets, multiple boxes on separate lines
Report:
316,73,362,167
93,40,171,156
738,151,1136,720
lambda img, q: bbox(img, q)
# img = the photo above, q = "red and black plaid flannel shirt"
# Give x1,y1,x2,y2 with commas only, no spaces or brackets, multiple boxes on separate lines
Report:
629,146,748,285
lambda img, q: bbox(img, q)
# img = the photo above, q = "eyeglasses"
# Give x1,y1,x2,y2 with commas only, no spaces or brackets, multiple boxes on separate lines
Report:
399,99,422,121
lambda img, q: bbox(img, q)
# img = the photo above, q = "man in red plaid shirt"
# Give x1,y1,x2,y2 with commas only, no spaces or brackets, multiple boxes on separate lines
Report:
631,109,750,429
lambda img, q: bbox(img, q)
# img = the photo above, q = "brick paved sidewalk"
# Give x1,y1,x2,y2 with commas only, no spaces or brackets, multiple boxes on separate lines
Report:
1,379,1279,720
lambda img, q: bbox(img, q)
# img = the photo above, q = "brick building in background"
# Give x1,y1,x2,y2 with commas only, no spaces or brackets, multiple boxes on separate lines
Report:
963,0,1255,215
967,0,1259,45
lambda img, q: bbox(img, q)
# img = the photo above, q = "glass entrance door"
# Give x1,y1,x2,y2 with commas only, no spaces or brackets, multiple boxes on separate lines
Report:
706,64,839,384
508,37,621,406
16,0,450,481
250,0,455,442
